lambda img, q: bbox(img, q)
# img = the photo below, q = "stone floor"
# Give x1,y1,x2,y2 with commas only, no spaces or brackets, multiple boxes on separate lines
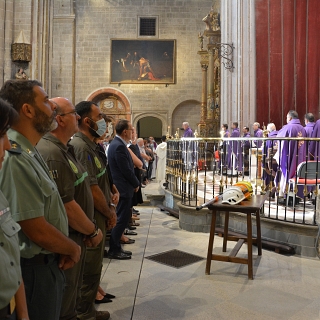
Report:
98,182,320,320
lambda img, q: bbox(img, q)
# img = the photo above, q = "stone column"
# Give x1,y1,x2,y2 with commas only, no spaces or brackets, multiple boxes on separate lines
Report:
0,1,6,86
30,0,54,92
220,0,256,128
51,0,75,102
2,0,14,83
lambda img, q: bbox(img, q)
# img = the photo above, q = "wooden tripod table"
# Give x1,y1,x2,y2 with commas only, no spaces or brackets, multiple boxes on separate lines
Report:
206,194,267,279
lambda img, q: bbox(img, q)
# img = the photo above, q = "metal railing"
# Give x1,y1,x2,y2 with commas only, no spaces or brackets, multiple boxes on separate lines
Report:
166,136,320,225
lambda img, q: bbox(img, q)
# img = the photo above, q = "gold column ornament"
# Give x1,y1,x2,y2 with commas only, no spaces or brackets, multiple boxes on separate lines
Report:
197,49,209,136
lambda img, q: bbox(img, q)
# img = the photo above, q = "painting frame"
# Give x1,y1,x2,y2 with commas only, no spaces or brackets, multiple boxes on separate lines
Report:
110,39,176,84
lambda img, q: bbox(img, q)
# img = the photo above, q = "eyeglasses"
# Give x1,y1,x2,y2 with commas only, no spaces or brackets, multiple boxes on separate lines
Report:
59,110,78,117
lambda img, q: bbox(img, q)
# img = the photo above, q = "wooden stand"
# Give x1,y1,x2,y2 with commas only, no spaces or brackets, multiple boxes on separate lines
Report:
206,195,267,279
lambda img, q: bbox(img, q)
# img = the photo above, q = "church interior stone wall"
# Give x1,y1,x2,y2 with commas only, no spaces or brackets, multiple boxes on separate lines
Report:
0,0,212,137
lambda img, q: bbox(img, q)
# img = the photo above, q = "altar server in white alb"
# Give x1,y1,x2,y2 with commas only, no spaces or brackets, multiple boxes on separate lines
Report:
155,135,167,182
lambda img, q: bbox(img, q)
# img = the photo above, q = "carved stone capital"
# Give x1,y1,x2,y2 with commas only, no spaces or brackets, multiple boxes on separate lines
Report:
201,63,208,71
198,50,209,67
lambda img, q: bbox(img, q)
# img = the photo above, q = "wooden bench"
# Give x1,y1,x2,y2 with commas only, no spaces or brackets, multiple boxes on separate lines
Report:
206,194,267,279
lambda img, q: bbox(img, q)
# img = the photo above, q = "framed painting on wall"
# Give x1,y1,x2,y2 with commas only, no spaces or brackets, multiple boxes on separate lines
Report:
110,39,176,84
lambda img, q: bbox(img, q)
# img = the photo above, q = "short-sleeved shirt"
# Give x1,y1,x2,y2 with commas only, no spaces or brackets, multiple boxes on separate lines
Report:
0,129,68,258
37,133,94,232
0,191,21,309
70,132,112,206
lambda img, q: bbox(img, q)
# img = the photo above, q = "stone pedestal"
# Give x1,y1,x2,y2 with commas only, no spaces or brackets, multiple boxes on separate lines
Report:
178,202,213,233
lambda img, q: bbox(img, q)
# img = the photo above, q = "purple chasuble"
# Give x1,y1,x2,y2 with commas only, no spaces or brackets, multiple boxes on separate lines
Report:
254,129,263,148
227,127,243,171
275,119,306,197
309,120,320,160
305,122,315,138
242,132,251,149
183,127,194,138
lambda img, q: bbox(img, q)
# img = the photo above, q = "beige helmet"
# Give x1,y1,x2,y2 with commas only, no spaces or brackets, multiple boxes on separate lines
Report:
221,186,246,205
234,181,253,200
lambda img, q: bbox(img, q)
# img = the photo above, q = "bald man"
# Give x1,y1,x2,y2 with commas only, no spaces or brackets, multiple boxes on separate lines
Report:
37,97,106,320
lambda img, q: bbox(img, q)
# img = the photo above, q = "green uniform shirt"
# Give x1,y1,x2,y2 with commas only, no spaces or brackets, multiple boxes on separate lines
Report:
37,133,94,232
0,129,68,258
70,132,112,205
0,191,21,309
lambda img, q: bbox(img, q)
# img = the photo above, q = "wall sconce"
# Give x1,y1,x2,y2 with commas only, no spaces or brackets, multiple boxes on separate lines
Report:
215,43,234,71
165,84,169,87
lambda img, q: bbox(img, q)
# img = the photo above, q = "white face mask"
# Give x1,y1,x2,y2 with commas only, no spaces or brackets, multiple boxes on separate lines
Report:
95,118,107,137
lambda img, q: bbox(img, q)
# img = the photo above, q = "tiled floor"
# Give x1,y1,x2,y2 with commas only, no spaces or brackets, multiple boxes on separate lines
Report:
98,183,320,320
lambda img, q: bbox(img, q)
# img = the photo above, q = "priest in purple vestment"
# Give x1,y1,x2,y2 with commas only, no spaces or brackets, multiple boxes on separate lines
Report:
304,113,315,137
252,122,263,148
304,113,315,159
309,119,320,160
275,110,306,199
182,122,194,138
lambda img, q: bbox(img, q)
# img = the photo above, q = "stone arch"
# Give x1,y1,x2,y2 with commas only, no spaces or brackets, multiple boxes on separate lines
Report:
133,112,168,136
171,99,201,135
85,87,131,121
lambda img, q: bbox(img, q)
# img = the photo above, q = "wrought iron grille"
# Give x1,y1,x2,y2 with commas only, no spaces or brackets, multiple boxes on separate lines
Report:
166,136,320,226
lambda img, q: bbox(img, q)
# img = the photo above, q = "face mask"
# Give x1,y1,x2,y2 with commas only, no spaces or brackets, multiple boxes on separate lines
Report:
88,118,107,137
95,118,107,137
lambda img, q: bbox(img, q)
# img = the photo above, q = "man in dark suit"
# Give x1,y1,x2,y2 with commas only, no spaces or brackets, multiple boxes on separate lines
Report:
107,119,140,259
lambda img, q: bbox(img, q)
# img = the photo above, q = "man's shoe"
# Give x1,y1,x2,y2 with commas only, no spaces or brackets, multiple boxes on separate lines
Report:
127,225,136,230
96,310,110,320
124,230,137,236
107,251,131,260
121,248,132,255
133,208,139,213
